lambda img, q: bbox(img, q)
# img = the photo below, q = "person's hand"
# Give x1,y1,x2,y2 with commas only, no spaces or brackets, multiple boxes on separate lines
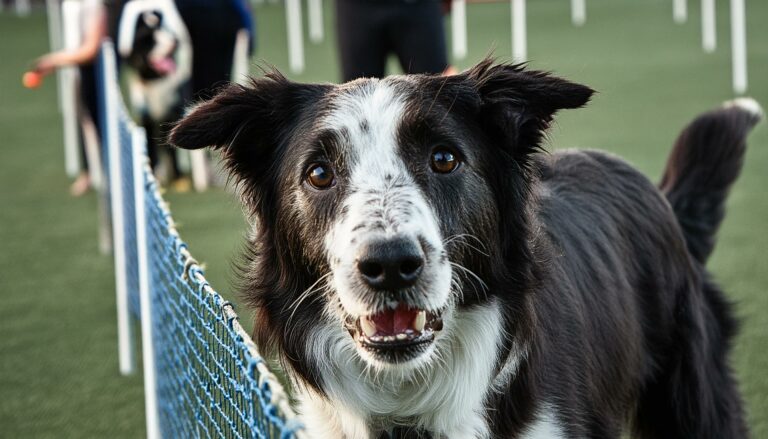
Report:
33,53,62,76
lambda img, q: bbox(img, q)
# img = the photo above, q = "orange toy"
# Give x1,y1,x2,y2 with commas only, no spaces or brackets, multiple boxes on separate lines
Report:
22,71,43,89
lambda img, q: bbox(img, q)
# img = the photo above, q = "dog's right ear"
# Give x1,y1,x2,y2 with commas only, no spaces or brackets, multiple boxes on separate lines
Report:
170,71,328,151
170,72,330,192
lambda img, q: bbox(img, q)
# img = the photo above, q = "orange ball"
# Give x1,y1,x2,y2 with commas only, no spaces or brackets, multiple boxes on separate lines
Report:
23,71,42,89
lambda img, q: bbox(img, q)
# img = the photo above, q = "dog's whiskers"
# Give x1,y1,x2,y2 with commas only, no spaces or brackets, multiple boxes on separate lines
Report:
443,233,491,258
284,272,333,327
449,261,489,301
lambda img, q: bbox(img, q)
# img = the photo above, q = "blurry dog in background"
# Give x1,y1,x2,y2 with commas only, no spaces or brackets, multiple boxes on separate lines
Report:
118,0,191,186
171,60,761,438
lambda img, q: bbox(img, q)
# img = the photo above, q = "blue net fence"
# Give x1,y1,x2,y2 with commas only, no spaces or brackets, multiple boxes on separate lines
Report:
98,41,303,439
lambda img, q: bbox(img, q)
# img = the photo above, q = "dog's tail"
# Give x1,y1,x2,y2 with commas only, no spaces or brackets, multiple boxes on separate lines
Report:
660,98,762,264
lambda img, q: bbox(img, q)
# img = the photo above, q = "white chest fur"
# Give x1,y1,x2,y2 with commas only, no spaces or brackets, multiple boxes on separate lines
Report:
297,302,511,439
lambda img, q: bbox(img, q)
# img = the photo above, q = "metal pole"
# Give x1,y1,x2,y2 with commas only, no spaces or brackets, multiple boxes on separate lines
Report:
511,0,527,62
133,125,161,439
673,0,687,23
701,0,716,52
232,29,250,84
15,0,31,16
730,0,747,93
61,0,82,177
308,0,324,43
102,42,135,376
286,0,305,73
451,0,468,60
571,0,586,27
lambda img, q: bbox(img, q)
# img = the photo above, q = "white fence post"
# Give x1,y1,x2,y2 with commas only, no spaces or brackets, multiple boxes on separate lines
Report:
730,0,747,94
61,0,82,178
571,0,586,27
511,0,527,62
308,0,324,43
701,0,716,52
451,0,468,60
133,125,161,439
232,28,251,85
286,0,305,73
45,0,67,120
46,0,62,64
189,150,209,192
15,0,31,16
673,0,687,23
103,42,135,376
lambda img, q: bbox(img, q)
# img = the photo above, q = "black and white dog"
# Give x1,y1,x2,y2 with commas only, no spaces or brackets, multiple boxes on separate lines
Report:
118,0,191,179
170,60,762,438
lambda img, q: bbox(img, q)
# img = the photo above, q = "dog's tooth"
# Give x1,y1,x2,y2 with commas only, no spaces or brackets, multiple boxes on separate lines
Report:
414,311,426,332
396,333,407,341
360,316,376,338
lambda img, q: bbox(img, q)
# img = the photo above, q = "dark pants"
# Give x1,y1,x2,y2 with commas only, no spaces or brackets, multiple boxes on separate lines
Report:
79,63,100,171
335,0,449,82
176,4,242,100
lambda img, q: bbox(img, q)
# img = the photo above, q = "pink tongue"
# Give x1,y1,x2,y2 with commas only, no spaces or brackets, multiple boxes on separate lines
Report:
371,305,418,335
151,57,176,75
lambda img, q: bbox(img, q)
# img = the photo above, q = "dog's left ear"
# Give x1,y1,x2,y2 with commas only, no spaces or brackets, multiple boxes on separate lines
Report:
462,58,594,157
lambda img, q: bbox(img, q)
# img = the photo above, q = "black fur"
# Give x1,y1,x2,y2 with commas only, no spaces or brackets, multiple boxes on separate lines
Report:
660,103,762,263
170,59,758,438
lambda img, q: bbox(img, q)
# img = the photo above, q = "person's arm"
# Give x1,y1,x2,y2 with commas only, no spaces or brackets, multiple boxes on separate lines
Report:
34,6,107,76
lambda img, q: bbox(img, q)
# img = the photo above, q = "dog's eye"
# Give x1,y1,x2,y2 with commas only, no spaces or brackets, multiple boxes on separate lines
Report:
306,164,335,189
430,149,460,174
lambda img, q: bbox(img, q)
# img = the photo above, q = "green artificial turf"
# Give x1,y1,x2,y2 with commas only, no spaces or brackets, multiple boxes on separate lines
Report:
1,0,766,437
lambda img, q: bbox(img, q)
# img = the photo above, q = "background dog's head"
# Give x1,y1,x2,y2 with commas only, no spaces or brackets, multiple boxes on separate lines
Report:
171,59,592,385
124,11,179,80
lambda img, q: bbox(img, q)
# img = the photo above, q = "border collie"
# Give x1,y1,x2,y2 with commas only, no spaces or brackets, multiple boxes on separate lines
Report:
118,2,191,178
170,59,762,439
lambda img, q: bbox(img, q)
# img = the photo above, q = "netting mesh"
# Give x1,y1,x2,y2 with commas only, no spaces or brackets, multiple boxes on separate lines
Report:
99,41,303,438
144,176,303,439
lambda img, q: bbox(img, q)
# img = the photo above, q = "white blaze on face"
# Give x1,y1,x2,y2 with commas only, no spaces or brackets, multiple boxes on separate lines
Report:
322,79,452,318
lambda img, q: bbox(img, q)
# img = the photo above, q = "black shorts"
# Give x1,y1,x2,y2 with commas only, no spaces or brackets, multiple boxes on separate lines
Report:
335,0,448,82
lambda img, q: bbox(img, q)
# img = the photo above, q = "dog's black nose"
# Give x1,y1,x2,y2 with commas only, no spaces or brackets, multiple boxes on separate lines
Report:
357,238,424,290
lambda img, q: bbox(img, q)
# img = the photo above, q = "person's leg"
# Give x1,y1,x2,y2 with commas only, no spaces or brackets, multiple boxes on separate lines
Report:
335,0,388,81
71,64,100,196
390,0,449,75
178,6,241,100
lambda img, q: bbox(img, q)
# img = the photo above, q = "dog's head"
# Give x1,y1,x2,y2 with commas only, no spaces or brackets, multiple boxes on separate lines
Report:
126,11,179,80
171,59,592,383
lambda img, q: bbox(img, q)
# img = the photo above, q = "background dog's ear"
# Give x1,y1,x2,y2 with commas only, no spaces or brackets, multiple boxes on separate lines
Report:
463,58,594,158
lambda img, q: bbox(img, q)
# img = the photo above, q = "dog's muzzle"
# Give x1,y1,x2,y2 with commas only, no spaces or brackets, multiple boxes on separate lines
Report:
345,236,445,363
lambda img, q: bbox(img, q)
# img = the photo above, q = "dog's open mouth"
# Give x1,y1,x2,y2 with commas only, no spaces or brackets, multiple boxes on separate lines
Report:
348,304,443,362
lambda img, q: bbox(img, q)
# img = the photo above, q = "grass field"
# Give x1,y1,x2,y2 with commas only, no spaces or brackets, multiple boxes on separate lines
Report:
1,0,766,437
